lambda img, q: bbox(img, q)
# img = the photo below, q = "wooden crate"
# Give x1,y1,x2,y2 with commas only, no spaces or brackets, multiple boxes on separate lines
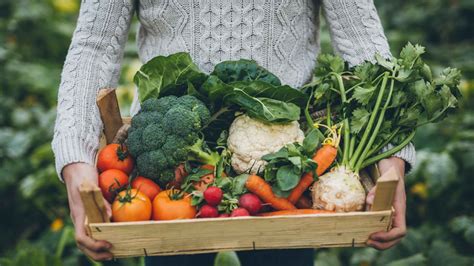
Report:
80,89,400,258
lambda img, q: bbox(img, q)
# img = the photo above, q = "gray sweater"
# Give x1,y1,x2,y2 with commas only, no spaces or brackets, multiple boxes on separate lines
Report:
52,0,416,178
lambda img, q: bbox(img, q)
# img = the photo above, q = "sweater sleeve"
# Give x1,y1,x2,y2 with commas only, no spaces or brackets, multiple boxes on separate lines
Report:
52,0,135,180
321,0,416,171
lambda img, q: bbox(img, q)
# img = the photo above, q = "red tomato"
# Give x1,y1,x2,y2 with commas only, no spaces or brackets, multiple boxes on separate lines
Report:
112,189,152,222
97,144,134,174
99,169,129,202
131,176,161,201
152,190,196,220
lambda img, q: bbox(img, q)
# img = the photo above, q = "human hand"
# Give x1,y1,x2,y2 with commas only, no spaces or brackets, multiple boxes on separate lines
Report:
366,157,407,250
63,162,113,261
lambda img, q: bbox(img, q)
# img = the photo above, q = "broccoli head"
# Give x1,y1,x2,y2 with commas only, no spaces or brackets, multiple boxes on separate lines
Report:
126,95,220,186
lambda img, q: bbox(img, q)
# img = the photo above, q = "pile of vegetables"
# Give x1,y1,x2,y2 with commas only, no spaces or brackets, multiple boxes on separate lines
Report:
94,43,461,222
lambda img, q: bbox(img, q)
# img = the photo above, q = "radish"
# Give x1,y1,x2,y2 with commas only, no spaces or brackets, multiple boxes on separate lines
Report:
238,193,263,215
203,186,223,206
219,213,230,218
199,204,219,218
230,208,250,217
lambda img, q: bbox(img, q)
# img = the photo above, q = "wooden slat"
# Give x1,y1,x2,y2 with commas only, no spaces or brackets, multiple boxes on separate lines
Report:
371,167,399,211
79,182,110,224
97,88,123,144
88,211,391,258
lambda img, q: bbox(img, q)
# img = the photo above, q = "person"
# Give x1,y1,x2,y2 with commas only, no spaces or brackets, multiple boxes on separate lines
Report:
52,0,416,264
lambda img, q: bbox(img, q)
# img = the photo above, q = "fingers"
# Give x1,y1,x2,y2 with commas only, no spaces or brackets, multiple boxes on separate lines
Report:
104,198,112,219
365,186,376,210
370,226,406,242
367,238,401,250
75,227,113,261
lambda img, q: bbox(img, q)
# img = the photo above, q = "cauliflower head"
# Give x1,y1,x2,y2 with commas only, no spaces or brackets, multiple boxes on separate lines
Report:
227,114,304,174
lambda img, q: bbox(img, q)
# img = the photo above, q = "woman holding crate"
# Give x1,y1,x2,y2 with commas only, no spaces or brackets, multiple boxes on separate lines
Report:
53,0,415,264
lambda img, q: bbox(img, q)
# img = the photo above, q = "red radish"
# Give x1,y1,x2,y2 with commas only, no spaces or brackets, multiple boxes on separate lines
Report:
238,193,263,215
199,204,219,218
230,208,250,217
219,213,230,218
203,186,223,206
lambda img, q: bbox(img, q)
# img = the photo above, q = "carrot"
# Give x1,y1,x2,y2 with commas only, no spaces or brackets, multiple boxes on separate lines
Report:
257,209,334,216
245,175,296,211
287,144,338,204
295,195,312,209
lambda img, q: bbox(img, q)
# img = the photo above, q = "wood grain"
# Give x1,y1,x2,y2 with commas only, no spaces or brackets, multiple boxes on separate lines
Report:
96,88,123,144
371,167,399,211
88,211,392,258
79,182,110,224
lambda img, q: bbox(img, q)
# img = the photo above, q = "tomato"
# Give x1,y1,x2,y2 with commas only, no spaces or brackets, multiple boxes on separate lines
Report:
97,144,134,174
131,176,161,201
112,189,152,222
193,164,226,192
152,190,196,220
99,169,129,202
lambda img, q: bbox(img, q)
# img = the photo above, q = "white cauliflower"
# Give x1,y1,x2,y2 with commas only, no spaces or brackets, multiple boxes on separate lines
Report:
227,114,304,174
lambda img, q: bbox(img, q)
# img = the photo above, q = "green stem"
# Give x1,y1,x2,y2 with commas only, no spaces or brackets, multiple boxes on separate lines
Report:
304,90,315,129
360,131,416,169
354,77,395,171
349,72,390,168
367,127,400,157
334,74,350,164
326,103,331,127
349,137,355,158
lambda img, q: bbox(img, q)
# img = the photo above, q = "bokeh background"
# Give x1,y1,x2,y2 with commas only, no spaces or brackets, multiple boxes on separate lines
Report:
0,0,473,265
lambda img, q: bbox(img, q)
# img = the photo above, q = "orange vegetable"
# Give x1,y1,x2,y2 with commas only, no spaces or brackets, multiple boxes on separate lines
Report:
131,176,161,201
245,175,296,211
295,195,312,209
97,144,134,174
287,144,338,204
152,189,196,220
112,189,152,222
257,209,334,216
98,169,129,202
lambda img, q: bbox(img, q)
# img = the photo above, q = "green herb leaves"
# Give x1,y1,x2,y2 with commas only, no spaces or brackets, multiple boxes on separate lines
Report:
305,43,462,171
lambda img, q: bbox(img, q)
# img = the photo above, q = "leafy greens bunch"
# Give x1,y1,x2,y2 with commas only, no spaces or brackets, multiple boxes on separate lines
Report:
305,43,462,172
134,52,308,144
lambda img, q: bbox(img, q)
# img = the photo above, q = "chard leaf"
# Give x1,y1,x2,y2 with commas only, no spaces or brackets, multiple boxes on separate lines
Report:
232,174,249,196
212,59,281,85
302,129,320,157
225,89,300,123
276,165,300,191
134,52,207,102
230,81,307,107
353,85,376,105
350,108,371,134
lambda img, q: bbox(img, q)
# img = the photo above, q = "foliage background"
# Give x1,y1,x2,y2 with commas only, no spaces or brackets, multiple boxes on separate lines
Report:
0,0,472,265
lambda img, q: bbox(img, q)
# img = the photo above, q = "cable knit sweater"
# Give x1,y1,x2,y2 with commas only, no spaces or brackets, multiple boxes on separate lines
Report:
52,0,416,179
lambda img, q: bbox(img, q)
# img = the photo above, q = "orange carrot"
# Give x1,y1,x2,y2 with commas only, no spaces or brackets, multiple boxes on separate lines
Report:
287,144,338,204
295,195,312,209
257,209,334,216
245,175,296,211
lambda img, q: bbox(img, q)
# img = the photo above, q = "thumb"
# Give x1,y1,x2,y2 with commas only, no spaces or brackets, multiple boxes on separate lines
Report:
104,199,112,220
365,186,377,210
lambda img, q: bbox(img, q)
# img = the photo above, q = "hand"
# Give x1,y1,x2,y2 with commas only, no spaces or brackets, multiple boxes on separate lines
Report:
366,157,407,250
63,162,113,261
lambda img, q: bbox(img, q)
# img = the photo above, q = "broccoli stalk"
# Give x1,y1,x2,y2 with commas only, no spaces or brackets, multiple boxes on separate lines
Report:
187,138,221,166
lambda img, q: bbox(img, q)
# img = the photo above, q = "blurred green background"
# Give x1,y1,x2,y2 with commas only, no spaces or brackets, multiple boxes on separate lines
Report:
0,0,472,265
